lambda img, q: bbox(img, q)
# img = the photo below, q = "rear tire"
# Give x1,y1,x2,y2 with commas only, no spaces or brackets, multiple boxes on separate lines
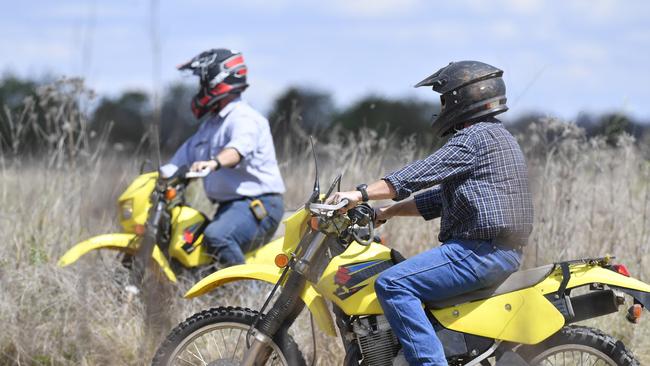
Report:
152,306,306,366
518,325,640,366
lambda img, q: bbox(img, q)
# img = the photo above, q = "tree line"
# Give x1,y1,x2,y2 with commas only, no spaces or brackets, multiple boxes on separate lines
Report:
1,74,649,156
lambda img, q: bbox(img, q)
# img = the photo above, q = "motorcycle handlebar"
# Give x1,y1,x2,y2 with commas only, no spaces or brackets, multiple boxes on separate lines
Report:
185,168,211,179
308,199,350,212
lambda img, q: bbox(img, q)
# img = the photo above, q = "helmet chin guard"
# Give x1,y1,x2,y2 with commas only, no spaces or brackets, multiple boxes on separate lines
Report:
416,61,508,137
178,48,249,119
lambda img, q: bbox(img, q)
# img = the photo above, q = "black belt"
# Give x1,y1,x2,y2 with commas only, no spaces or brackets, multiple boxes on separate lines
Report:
212,193,282,205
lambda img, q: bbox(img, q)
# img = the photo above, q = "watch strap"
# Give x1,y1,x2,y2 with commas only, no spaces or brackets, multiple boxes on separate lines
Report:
356,184,369,202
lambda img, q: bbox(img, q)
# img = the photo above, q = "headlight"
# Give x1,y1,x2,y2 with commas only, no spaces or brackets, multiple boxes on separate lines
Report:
120,199,134,220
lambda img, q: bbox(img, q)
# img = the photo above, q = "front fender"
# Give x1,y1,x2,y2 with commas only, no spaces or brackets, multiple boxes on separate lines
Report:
185,264,336,336
57,233,177,283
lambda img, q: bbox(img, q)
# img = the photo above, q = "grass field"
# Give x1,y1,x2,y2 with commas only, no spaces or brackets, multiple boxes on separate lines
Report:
1,84,649,365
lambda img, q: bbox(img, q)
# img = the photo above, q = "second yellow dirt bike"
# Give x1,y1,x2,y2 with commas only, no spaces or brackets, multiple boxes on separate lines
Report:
153,170,650,366
58,166,282,283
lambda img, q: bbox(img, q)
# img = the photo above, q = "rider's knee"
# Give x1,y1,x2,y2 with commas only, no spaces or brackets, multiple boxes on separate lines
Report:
374,272,391,297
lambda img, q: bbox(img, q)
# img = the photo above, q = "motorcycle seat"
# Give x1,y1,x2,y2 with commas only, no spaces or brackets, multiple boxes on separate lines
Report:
425,264,555,309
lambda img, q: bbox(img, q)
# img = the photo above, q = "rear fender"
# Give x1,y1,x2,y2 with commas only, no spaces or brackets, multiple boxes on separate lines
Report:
536,265,650,307
184,264,336,336
57,233,177,282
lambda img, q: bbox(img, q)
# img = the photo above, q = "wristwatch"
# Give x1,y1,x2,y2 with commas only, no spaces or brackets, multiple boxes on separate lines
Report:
356,184,369,202
210,156,222,171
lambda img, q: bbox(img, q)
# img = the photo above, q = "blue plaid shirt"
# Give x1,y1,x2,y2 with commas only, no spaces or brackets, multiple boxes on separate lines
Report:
384,120,533,247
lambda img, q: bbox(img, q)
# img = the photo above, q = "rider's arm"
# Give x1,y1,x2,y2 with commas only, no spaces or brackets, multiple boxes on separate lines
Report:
377,199,419,219
377,186,442,221
214,147,241,168
326,131,475,208
413,187,443,220
190,113,257,171
383,130,476,201
190,147,241,172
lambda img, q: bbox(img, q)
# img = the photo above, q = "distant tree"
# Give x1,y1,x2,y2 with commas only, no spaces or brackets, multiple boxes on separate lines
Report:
504,112,546,136
0,74,37,110
268,87,336,136
0,75,38,151
160,82,197,152
577,112,646,145
334,96,437,144
91,91,151,147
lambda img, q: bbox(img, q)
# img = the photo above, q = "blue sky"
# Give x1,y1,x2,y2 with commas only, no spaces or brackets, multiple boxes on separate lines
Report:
2,0,649,121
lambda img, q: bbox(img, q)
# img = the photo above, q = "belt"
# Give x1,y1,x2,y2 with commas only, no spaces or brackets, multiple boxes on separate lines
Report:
212,192,282,205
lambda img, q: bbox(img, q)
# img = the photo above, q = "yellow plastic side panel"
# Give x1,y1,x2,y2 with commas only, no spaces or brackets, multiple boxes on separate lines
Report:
117,172,157,232
432,287,564,344
316,242,393,315
281,209,309,252
535,265,650,295
57,233,177,282
168,206,212,267
184,264,336,336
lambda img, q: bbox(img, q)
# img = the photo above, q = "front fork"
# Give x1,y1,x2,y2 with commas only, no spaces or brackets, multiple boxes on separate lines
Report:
132,196,166,280
241,231,328,365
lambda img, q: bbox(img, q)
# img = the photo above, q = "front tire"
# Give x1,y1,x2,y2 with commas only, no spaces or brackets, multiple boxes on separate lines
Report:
519,325,640,366
152,306,306,366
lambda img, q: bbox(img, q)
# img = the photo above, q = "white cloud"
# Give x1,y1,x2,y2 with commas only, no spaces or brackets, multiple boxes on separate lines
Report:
39,3,134,19
562,42,608,61
329,0,423,17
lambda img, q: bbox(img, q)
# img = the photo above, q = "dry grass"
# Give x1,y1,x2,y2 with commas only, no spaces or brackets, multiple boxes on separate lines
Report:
1,80,649,365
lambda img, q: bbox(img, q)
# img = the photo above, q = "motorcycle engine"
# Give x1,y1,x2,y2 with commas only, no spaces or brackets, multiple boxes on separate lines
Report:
352,315,401,366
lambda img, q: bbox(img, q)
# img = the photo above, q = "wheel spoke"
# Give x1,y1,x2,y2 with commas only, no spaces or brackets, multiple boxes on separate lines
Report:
167,321,290,366
176,355,197,366
209,329,224,359
533,346,617,366
232,329,244,359
193,341,207,365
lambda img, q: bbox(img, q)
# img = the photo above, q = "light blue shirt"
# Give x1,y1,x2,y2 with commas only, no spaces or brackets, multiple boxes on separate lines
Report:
168,97,285,202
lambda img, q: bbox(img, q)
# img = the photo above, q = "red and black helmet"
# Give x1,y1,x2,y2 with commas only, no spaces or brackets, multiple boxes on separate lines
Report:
178,48,249,119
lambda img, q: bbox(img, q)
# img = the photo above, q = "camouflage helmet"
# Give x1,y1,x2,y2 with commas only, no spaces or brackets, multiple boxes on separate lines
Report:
415,61,508,137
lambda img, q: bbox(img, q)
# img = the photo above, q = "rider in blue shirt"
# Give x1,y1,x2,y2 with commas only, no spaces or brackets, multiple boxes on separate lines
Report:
165,49,285,266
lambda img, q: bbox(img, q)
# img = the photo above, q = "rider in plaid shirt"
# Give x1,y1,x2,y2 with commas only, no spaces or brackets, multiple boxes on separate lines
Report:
328,61,533,365
384,117,533,249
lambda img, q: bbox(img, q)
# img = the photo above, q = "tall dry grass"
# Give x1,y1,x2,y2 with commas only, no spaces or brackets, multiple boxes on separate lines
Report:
1,80,649,364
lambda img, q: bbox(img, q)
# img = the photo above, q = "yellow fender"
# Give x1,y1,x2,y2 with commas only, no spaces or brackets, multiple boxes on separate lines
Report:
185,264,337,336
57,233,177,283
536,264,650,295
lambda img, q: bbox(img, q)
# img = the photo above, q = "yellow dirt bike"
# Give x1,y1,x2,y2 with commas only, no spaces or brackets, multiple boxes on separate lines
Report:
152,172,650,366
58,166,283,284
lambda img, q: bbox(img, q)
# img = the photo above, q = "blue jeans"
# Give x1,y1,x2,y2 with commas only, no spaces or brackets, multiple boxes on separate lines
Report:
374,239,521,366
203,194,284,266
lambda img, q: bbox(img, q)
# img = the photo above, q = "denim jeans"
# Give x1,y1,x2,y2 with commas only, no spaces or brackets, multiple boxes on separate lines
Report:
203,194,284,266
374,239,521,366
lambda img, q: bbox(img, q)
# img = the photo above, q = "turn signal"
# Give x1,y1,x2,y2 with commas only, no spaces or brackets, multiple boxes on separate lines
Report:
627,304,643,323
612,264,631,277
310,217,320,231
134,224,146,236
165,187,177,200
275,253,290,268
183,230,195,243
